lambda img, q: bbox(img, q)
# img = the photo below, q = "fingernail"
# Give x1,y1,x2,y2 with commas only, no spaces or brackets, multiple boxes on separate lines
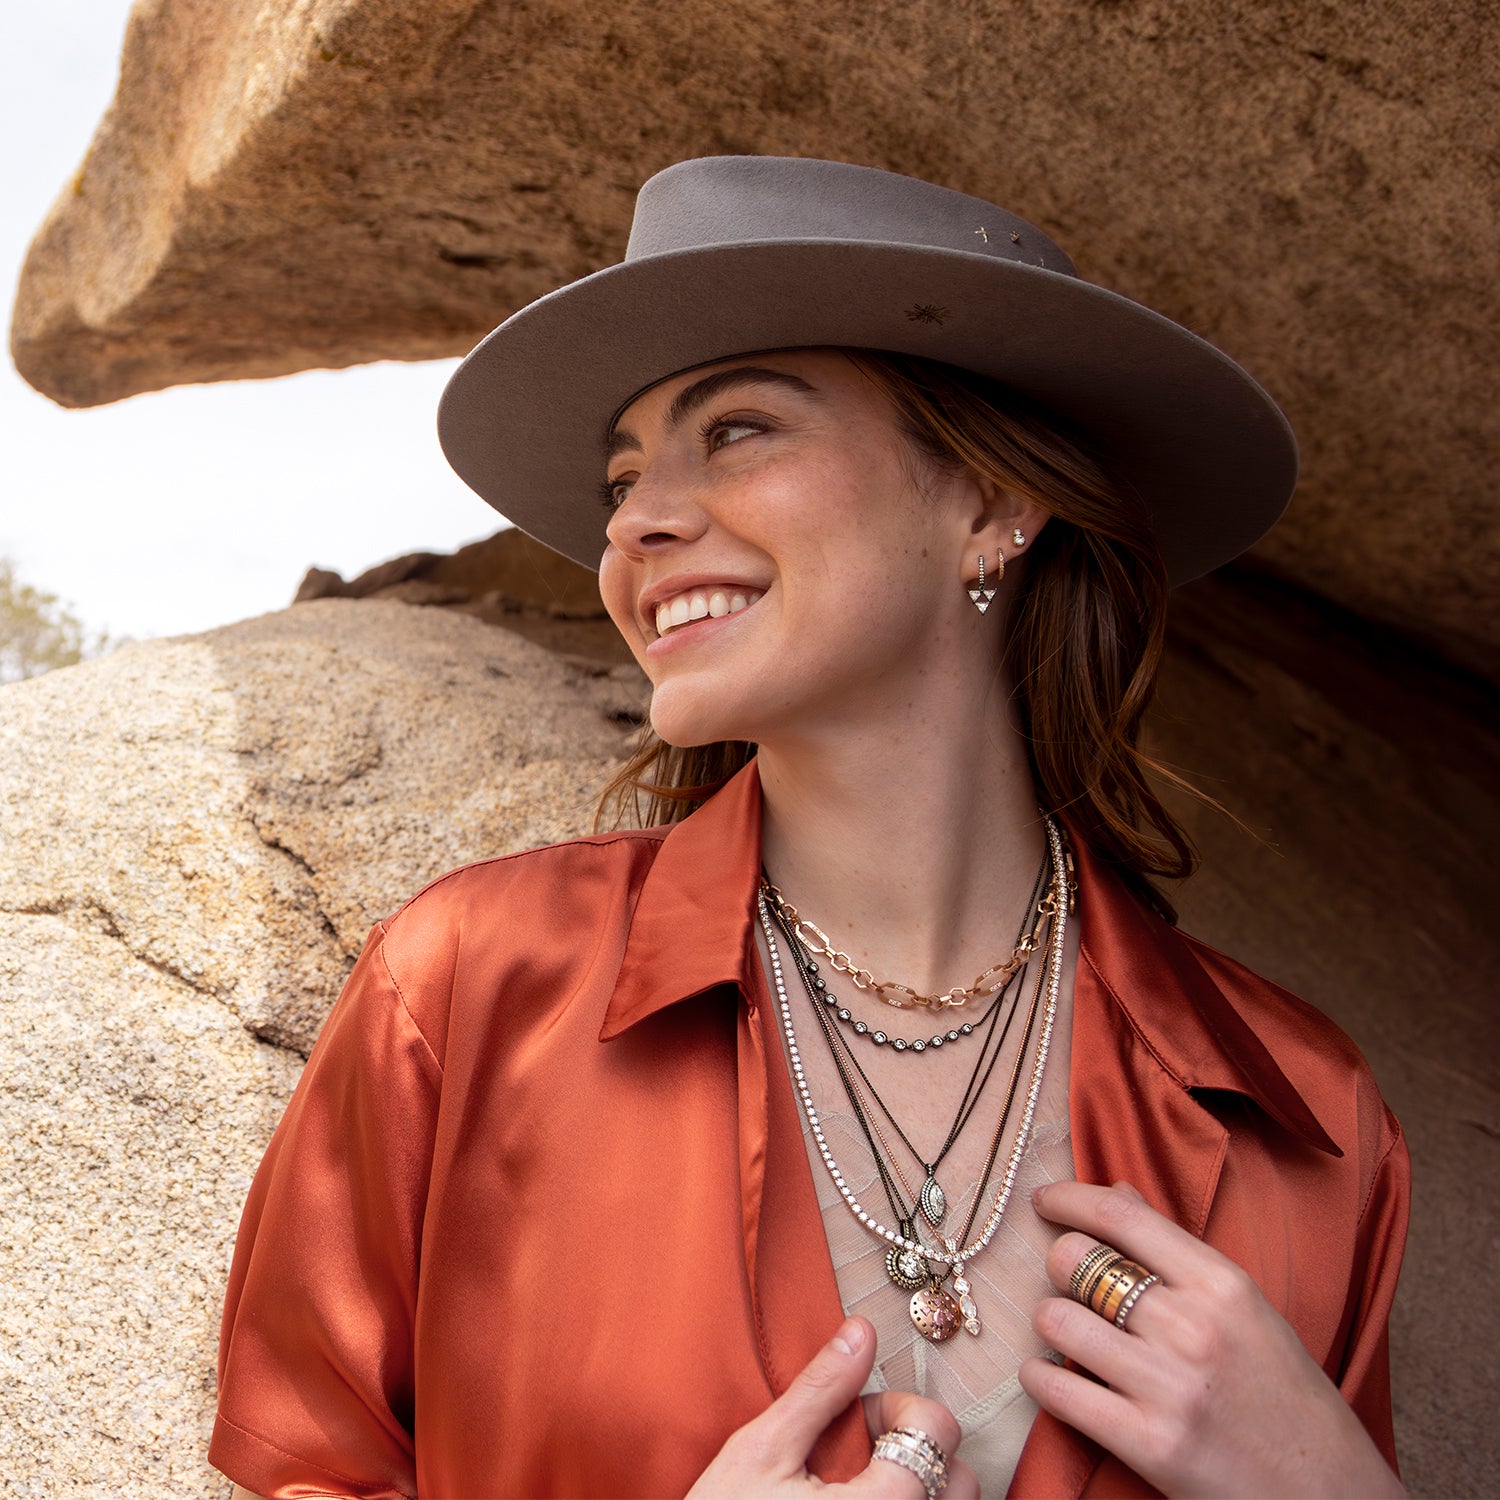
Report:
832,1318,865,1356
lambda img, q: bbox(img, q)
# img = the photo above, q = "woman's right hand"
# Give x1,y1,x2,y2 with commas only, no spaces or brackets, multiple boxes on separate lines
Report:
687,1317,976,1498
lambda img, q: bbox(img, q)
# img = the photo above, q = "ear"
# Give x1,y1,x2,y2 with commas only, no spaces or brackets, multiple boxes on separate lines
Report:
954,471,1051,587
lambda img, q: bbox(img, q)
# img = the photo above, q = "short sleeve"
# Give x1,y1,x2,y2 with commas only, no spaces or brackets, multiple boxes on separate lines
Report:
210,922,442,1499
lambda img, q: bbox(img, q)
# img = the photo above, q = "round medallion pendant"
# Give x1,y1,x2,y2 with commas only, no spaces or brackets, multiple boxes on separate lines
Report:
909,1285,963,1342
886,1244,930,1291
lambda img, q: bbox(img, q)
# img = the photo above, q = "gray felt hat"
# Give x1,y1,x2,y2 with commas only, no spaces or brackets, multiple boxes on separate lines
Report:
437,156,1297,584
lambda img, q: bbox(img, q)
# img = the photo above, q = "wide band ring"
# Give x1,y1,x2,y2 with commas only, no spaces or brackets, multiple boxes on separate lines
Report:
1069,1243,1120,1300
1069,1243,1161,1330
873,1425,950,1498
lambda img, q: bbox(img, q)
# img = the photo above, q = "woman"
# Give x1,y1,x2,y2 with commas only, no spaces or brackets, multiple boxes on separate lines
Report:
212,157,1408,1499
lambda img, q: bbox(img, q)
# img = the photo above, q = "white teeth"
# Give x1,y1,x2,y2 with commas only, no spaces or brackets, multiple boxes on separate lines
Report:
653,586,763,637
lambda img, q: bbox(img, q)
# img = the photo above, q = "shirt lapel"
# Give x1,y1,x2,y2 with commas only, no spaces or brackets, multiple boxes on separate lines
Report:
597,762,868,1479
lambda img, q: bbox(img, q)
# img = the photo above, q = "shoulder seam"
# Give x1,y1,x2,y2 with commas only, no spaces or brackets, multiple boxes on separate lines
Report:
391,831,668,914
373,919,444,1081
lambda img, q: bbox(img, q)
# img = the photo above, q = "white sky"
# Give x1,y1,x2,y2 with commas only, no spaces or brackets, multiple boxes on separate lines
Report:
1,2,499,644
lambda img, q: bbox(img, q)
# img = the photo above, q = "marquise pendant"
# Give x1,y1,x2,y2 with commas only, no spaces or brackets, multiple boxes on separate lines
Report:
909,1282,962,1342
919,1173,947,1228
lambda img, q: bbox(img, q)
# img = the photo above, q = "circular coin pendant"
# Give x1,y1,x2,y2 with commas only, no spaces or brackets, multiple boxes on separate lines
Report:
886,1244,930,1291
919,1174,947,1228
909,1285,962,1342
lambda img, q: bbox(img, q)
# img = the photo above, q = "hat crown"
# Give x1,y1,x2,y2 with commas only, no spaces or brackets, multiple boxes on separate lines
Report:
626,156,1076,278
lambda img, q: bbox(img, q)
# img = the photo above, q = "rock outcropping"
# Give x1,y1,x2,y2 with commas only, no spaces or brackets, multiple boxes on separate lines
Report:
1,573,1494,1494
293,524,634,664
11,0,1498,676
0,599,640,1495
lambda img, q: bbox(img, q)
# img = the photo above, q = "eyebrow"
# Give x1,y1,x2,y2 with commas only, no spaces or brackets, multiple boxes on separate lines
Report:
605,367,823,461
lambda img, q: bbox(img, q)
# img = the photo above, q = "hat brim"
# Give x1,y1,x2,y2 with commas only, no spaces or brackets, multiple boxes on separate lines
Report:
437,241,1297,585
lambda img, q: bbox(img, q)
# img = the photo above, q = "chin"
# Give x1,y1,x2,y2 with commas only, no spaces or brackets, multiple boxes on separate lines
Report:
647,685,756,751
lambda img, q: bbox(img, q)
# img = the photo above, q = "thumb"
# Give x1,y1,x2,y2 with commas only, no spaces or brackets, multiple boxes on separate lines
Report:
752,1317,876,1467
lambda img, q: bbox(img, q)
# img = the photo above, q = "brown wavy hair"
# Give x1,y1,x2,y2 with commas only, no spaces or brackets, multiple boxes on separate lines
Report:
595,350,1206,917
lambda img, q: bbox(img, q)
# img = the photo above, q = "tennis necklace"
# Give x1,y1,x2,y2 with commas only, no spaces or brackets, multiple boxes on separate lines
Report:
757,815,1070,1343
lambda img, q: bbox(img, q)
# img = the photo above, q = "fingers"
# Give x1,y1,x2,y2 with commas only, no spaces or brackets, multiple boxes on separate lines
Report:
1032,1293,1165,1396
1017,1351,1142,1457
1032,1181,1197,1280
736,1317,878,1472
859,1391,975,1500
860,1388,963,1463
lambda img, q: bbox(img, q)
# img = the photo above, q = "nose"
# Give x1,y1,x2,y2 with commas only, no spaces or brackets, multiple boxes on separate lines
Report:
604,473,711,559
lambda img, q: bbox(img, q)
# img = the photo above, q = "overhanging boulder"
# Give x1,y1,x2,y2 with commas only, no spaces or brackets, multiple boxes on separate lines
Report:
9,0,1498,676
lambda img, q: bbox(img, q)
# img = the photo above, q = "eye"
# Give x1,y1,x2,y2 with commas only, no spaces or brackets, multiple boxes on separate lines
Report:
599,474,635,511
700,415,768,453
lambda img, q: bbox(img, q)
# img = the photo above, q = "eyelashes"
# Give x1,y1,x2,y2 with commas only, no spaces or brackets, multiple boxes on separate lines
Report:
600,412,771,511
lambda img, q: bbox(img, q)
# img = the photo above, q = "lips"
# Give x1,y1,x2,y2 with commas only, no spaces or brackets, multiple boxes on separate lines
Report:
652,586,764,639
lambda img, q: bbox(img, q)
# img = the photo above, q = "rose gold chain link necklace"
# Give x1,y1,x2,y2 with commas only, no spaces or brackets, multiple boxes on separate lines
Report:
760,878,1053,1011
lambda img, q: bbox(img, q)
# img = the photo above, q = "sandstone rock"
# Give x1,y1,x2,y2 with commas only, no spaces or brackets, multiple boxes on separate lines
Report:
11,0,1498,676
1153,568,1499,1500
295,526,636,664
299,525,607,618
0,599,640,1494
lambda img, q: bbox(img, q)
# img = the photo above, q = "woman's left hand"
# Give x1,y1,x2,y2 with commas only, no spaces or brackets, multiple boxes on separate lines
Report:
1017,1180,1406,1499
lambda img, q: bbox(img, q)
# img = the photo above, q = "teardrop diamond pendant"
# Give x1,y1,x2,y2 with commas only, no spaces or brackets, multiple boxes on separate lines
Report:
953,1268,982,1336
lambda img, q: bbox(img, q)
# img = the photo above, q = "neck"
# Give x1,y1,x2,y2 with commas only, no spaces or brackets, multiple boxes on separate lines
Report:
755,678,1048,1002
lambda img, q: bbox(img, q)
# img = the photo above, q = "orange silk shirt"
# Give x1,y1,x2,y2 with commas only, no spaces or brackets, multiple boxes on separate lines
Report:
211,761,1407,1498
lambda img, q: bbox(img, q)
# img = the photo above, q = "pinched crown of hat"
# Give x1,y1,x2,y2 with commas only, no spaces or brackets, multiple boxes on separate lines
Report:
438,156,1297,584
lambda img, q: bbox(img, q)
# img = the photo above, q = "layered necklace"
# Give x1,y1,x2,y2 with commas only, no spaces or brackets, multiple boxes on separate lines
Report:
756,816,1071,1344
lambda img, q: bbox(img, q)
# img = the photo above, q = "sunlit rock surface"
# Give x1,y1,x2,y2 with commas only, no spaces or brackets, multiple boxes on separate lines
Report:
0,599,640,1495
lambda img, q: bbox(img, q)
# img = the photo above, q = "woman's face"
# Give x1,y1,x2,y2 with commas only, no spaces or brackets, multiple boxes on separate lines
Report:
598,350,991,750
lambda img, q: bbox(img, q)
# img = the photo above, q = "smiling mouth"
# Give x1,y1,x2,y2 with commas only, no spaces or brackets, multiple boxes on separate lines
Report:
653,587,764,639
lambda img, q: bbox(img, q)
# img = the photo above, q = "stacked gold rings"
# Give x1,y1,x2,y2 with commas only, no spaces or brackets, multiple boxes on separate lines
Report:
872,1426,949,1498
1070,1243,1160,1330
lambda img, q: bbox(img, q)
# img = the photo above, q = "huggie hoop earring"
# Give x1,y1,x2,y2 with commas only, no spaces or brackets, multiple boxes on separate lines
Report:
967,553,997,614
994,548,1005,582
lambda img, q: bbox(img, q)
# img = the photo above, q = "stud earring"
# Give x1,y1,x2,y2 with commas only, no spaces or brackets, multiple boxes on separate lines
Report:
967,553,998,614
1012,528,1027,547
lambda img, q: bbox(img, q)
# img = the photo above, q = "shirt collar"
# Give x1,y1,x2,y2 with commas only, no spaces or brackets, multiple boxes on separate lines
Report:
600,760,1339,1154
600,759,765,1041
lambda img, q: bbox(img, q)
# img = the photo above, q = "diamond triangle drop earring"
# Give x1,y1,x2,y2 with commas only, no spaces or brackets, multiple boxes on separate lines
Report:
967,552,999,613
